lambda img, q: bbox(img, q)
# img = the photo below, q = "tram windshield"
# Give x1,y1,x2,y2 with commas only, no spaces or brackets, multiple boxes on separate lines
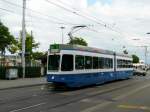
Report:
48,55,60,71
61,54,73,71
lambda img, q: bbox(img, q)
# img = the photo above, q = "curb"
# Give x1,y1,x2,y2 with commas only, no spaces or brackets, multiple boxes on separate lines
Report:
0,82,48,91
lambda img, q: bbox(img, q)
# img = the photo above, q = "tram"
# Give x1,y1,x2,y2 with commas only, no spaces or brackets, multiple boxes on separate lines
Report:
47,44,133,88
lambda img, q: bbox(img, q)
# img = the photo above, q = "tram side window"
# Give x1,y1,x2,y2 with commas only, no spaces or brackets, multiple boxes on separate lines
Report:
93,57,99,69
61,54,73,71
125,60,128,68
128,60,132,68
117,59,122,68
85,56,92,69
104,58,113,69
117,59,132,68
98,57,104,69
75,55,84,69
108,58,113,68
104,58,108,68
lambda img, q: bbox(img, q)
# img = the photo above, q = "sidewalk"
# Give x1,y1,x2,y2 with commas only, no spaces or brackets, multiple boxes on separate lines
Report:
0,77,47,90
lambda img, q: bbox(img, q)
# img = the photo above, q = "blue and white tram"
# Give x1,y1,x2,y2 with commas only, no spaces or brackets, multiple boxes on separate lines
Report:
47,44,133,88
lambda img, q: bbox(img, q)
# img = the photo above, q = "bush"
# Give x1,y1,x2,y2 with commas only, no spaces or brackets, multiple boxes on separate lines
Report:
44,67,47,76
0,66,6,79
25,67,41,78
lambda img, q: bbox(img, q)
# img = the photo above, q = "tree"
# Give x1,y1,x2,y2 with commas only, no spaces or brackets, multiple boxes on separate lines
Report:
32,51,47,66
32,52,44,60
132,54,139,63
14,32,40,65
0,21,16,56
16,32,39,53
68,37,88,46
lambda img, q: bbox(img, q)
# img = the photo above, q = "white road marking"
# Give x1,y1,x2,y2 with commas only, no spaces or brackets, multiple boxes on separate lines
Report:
118,104,150,110
113,83,150,100
81,101,111,112
80,98,91,103
81,83,150,112
9,102,46,112
40,85,45,90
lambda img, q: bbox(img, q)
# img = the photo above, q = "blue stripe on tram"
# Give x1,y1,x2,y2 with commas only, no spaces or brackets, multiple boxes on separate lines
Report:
47,70,133,87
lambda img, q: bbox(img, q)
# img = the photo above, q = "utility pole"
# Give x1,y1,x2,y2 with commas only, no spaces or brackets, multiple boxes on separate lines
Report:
22,0,26,78
31,30,33,66
136,45,149,66
60,26,65,44
144,46,148,65
133,38,149,66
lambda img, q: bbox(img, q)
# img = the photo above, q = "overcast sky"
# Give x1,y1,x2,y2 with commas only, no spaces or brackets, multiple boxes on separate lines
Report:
0,0,150,63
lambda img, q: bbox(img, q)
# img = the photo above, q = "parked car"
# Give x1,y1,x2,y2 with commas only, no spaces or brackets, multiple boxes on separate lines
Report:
133,69,146,76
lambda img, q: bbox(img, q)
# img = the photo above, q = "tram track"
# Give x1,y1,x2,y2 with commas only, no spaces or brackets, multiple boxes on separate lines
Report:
0,85,56,105
41,78,147,111
1,76,148,112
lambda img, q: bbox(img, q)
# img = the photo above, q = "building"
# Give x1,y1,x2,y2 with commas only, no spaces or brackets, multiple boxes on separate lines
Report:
0,55,21,66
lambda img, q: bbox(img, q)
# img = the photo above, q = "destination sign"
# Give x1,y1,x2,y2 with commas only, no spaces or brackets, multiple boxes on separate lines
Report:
50,44,60,53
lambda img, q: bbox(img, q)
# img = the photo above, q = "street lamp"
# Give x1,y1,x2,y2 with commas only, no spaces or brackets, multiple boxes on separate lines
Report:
60,26,65,44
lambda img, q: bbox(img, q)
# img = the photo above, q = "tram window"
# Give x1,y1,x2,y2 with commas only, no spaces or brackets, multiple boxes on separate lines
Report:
117,59,133,68
126,60,129,68
108,58,113,68
127,60,129,68
117,59,121,68
75,55,84,69
104,58,113,69
121,60,124,68
48,55,60,71
104,58,108,68
93,57,99,69
128,60,132,68
85,56,92,69
99,57,104,69
61,54,73,71
122,60,126,68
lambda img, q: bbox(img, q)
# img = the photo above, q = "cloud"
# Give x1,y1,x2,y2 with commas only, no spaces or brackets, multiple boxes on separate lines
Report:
0,0,150,62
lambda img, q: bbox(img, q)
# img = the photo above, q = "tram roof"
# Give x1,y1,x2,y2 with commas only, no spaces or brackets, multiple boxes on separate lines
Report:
50,44,132,58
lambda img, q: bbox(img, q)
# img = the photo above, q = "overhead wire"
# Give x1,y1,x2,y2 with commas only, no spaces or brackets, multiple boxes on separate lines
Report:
0,7,81,26
0,0,123,35
1,0,147,46
57,0,110,25
57,0,145,40
0,7,14,13
0,0,83,26
45,0,123,35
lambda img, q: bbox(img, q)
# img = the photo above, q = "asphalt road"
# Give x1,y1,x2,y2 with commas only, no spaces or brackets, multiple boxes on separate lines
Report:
0,75,150,112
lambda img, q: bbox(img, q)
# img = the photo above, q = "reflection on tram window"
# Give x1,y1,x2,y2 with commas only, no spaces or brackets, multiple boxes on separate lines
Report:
98,57,104,69
48,55,60,71
93,57,99,69
75,55,84,69
61,54,73,71
85,56,92,69
117,59,132,68
103,58,113,69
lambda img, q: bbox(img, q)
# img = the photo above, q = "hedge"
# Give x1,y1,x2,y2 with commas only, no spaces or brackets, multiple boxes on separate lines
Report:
0,66,6,79
0,66,42,79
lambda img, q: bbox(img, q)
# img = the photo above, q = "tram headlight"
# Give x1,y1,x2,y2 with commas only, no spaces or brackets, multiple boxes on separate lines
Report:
51,76,55,79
